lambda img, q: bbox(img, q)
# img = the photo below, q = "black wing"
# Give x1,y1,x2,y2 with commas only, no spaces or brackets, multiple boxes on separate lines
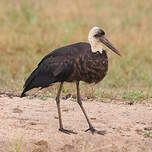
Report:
21,42,90,97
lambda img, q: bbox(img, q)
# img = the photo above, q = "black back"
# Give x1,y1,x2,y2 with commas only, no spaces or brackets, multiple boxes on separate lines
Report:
21,42,108,97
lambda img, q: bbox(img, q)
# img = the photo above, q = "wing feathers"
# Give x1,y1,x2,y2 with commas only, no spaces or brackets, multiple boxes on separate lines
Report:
21,42,91,97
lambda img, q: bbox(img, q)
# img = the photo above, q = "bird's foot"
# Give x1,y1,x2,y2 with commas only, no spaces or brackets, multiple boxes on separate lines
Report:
59,128,77,135
85,127,106,135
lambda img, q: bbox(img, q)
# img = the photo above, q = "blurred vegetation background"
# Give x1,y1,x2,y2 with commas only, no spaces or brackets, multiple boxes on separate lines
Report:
0,0,152,100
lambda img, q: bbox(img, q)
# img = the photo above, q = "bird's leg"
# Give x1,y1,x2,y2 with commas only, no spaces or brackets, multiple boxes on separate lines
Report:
76,81,93,128
76,81,106,135
56,82,63,129
56,82,77,134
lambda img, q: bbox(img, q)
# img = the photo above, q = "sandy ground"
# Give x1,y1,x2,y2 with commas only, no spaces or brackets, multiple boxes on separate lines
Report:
0,95,152,152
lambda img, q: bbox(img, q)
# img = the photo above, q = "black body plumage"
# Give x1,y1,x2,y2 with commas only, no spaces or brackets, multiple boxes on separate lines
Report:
21,26,121,134
21,42,108,97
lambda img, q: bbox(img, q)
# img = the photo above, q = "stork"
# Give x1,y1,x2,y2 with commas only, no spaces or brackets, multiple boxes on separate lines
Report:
21,26,121,135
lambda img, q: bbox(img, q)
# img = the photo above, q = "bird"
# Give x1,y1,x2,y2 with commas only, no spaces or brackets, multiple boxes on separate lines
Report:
21,26,121,135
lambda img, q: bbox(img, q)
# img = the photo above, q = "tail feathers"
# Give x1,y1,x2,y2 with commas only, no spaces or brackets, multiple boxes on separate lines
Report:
21,67,56,97
20,68,39,97
21,90,26,97
23,68,39,89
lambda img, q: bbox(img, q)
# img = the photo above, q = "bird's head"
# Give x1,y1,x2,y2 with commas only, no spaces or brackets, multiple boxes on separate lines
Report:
88,26,121,56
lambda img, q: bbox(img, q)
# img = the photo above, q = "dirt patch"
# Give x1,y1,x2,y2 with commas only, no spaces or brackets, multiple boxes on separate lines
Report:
0,96,152,152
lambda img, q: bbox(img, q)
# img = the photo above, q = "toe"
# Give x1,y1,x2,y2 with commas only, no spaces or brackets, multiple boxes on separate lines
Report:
59,128,77,134
59,128,70,134
85,127,106,135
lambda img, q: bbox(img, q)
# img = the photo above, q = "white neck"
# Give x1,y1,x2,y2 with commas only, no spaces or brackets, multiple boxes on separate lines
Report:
90,41,103,53
88,28,104,53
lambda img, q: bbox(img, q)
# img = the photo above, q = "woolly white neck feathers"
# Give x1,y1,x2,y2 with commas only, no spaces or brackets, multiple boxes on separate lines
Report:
88,26,103,53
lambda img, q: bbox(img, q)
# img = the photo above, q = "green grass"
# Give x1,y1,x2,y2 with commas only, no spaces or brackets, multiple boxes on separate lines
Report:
144,130,152,138
8,136,23,152
0,0,152,101
122,90,148,101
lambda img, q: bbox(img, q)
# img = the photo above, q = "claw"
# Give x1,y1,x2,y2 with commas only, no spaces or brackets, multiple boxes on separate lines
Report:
59,128,77,134
85,127,106,135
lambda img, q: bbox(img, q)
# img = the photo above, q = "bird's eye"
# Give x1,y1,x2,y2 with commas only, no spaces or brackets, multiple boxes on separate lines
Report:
94,33,102,37
94,34,99,37
94,30,105,38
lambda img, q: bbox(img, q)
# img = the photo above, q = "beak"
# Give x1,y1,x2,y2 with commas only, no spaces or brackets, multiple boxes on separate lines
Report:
100,35,121,56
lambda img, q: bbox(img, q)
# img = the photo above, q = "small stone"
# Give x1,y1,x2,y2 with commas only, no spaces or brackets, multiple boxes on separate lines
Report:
54,116,58,119
90,117,96,120
13,108,23,113
34,140,48,148
29,122,37,125
32,148,43,152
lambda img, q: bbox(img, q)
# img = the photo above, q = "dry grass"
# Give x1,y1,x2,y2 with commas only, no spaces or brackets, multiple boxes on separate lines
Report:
8,136,23,152
0,0,152,100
